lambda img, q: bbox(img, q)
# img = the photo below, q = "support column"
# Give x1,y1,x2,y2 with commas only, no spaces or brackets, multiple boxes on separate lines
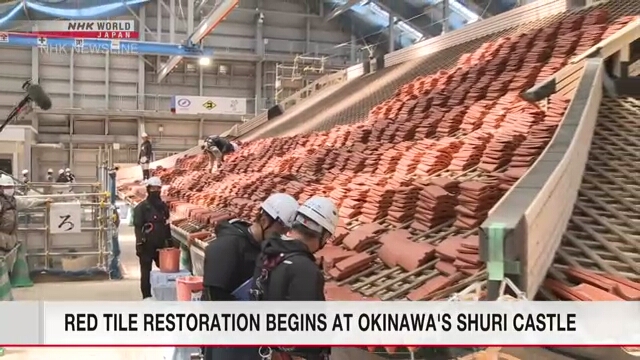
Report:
305,4,311,53
138,6,146,110
255,2,264,112
256,4,264,57
388,15,395,53
105,52,110,108
157,0,163,68
199,65,204,96
255,62,263,113
169,0,176,44
69,50,74,108
31,26,40,128
69,115,74,170
350,24,357,64
187,0,195,34
442,0,450,34
612,45,630,78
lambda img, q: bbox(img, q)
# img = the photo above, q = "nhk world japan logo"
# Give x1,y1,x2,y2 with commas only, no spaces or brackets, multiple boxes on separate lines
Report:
38,42,138,55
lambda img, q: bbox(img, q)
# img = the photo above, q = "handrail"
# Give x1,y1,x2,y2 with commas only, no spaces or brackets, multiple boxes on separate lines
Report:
115,146,203,184
222,70,348,139
226,0,569,140
479,20,640,300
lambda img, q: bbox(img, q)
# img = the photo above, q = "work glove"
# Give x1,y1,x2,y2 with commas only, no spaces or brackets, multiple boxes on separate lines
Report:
140,156,148,163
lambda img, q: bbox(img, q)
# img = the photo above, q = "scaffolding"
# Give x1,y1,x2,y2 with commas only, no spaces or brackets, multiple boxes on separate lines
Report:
275,55,332,102
16,183,116,278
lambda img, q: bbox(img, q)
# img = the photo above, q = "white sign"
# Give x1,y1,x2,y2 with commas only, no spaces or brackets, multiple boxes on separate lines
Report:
2,301,637,346
110,39,120,51
49,202,82,234
171,96,247,115
0,32,8,42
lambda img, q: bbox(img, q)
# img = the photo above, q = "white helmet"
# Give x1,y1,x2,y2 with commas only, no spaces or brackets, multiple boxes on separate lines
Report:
296,196,339,235
141,132,148,138
260,193,299,227
146,177,162,187
47,168,53,173
58,169,64,174
0,175,14,187
22,169,29,175
231,142,240,152
65,168,71,172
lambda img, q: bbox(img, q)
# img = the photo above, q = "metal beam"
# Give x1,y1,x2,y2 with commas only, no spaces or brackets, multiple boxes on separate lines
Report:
3,33,213,57
373,0,427,37
324,0,360,22
38,134,139,145
156,0,239,83
34,108,244,122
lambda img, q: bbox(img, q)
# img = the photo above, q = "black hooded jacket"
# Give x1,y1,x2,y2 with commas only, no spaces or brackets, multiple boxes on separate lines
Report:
252,234,325,301
206,135,235,154
203,219,261,301
139,140,153,163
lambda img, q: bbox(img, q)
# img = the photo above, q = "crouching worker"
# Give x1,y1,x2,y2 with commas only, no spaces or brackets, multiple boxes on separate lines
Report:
249,196,338,360
0,175,49,300
201,135,239,173
133,177,171,299
201,193,299,360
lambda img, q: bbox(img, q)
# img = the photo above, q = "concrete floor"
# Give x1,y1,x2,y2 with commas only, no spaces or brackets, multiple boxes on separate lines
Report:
4,205,173,359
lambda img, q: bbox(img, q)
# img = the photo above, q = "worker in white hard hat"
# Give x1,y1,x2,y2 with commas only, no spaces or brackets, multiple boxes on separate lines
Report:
55,169,66,183
138,133,153,181
251,196,338,300
20,169,29,184
201,135,240,173
46,169,54,182
246,196,337,360
64,168,76,183
132,176,171,299
0,174,49,299
202,192,300,360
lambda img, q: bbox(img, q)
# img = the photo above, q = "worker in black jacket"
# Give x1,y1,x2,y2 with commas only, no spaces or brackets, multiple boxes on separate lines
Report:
55,169,67,183
133,177,171,299
249,196,338,360
201,193,299,360
201,135,239,173
139,132,153,181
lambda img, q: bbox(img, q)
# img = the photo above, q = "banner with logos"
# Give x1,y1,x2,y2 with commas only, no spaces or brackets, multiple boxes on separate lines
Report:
171,96,247,115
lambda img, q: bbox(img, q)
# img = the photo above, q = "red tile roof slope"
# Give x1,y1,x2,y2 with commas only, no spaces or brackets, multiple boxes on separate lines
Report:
119,10,638,304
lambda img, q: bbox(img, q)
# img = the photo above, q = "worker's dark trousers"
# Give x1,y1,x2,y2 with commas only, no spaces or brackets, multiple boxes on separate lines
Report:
138,250,160,299
142,169,150,180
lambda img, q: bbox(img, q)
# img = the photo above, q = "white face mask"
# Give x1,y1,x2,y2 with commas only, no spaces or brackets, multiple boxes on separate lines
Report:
3,188,14,197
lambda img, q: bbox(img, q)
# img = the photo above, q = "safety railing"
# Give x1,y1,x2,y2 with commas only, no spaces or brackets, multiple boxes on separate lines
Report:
17,184,114,277
115,146,204,184
479,19,640,300
227,0,570,140
44,93,265,116
221,71,347,138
